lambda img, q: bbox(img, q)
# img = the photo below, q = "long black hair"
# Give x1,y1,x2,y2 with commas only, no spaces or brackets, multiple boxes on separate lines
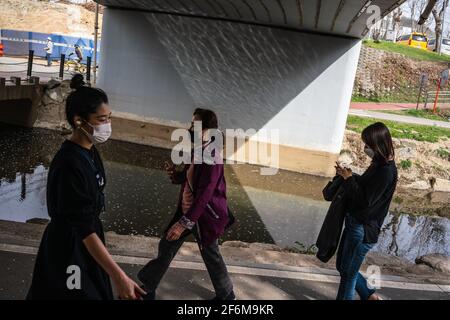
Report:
65,74,108,127
361,122,395,164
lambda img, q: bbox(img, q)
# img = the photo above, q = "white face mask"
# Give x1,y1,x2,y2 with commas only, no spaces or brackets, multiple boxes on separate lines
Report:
364,146,375,159
82,120,112,144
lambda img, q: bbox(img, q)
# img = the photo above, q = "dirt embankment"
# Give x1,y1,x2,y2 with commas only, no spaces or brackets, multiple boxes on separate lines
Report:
353,46,449,102
340,130,450,218
0,0,103,37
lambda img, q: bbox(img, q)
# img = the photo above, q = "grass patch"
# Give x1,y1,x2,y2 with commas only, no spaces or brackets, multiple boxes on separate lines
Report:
363,40,450,63
351,94,422,103
399,159,412,169
352,90,427,104
436,147,450,159
351,96,381,103
432,165,447,175
392,196,404,204
346,115,450,142
383,108,450,122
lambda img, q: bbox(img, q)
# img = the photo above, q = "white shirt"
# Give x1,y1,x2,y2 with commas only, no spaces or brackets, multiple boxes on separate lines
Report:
45,41,53,54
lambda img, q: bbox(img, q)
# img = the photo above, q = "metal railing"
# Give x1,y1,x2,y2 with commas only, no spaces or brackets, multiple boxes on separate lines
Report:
424,90,450,109
0,50,95,87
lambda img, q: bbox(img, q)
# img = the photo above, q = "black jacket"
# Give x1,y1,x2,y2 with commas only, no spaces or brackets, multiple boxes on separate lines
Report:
27,140,113,300
343,160,397,244
316,175,347,263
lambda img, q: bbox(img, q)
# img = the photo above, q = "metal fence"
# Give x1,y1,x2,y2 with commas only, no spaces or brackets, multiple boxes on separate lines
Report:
424,90,450,109
0,50,95,86
0,29,100,64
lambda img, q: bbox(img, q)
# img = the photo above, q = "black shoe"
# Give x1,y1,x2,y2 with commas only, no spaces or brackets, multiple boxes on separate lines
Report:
210,291,236,301
140,285,156,301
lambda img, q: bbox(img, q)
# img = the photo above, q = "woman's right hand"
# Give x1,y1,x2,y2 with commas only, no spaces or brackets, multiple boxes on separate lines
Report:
335,162,352,180
113,273,146,300
164,161,177,182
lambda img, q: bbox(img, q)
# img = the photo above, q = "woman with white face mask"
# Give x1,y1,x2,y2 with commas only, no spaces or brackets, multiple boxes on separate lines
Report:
334,122,397,300
27,75,145,300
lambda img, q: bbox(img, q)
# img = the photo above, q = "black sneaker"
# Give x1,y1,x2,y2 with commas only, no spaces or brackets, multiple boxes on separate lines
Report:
210,291,236,301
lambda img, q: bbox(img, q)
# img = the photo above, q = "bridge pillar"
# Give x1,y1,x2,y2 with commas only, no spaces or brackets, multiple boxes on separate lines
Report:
98,8,361,176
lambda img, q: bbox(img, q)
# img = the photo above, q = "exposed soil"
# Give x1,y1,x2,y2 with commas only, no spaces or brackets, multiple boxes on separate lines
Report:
0,0,103,37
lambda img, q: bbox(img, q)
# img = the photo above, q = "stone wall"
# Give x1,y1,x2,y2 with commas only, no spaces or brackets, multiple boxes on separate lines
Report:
35,80,72,130
353,46,447,102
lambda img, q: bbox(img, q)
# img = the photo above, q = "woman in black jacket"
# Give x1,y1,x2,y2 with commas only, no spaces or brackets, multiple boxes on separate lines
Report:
335,122,397,300
27,75,145,300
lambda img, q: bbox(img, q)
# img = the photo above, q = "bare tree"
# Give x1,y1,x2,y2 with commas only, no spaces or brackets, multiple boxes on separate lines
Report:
382,13,392,39
432,0,450,53
393,8,403,41
407,0,431,32
372,28,382,42
408,0,417,31
416,0,430,32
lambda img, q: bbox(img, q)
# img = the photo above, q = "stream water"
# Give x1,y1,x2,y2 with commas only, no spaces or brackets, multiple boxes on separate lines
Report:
0,123,448,262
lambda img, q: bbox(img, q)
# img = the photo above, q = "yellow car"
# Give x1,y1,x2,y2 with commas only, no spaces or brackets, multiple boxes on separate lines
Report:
397,32,428,50
397,33,428,50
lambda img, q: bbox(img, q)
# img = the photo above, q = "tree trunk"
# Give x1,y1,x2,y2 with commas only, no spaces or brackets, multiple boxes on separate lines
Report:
433,8,443,52
373,29,381,43
393,9,402,42
383,13,392,39
434,0,450,54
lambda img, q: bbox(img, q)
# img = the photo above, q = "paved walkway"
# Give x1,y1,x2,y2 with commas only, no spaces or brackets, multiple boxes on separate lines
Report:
0,243,448,300
349,109,450,129
0,56,69,82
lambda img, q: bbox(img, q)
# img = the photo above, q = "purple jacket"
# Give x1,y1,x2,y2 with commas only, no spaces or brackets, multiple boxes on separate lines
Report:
174,161,229,246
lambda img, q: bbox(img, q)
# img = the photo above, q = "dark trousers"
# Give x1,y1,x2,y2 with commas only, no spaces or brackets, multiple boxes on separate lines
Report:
137,220,233,299
46,53,52,66
336,215,375,300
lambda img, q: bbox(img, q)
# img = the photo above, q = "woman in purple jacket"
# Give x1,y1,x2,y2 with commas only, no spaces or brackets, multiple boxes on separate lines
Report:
138,108,235,300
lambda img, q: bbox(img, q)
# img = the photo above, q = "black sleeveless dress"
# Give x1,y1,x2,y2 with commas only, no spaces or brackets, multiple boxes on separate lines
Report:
27,140,113,300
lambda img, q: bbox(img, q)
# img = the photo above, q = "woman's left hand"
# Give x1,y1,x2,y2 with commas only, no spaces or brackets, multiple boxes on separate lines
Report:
166,222,186,241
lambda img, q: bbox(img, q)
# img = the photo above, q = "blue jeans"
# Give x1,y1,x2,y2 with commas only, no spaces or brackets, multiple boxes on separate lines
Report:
336,215,375,300
46,53,52,66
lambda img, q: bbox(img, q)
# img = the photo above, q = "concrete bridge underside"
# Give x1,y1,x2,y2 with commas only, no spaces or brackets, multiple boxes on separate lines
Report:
94,0,406,176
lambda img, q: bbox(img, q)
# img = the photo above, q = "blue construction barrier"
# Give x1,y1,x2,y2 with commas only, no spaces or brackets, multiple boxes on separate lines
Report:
0,29,100,65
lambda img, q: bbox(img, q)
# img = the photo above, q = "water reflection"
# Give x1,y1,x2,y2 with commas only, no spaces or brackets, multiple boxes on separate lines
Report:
0,123,448,261
0,165,47,222
375,214,450,261
0,123,275,244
